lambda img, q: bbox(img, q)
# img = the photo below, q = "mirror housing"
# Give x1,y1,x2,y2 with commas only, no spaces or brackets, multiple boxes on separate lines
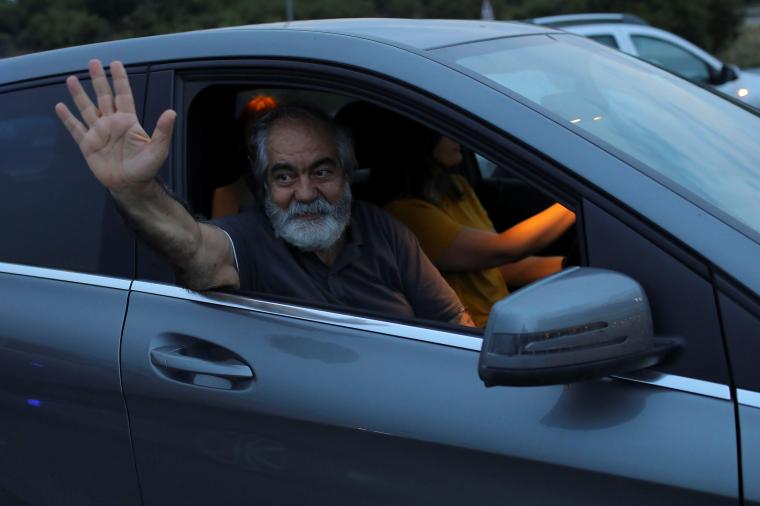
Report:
479,267,682,387
711,63,739,85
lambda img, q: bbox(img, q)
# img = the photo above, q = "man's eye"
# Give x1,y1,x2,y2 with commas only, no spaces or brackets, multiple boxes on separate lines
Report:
274,173,294,184
314,168,334,178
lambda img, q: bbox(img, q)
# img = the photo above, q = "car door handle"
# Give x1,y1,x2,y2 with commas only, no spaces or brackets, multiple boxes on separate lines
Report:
150,346,254,379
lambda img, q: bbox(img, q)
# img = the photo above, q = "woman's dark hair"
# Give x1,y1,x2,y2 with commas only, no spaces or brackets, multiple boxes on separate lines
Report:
404,126,464,204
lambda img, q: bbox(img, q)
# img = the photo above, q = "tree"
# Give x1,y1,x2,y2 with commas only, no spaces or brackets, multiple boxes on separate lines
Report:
18,6,107,52
0,0,746,56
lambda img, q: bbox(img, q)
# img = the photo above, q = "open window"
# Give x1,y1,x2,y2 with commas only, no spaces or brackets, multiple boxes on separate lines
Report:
181,73,580,329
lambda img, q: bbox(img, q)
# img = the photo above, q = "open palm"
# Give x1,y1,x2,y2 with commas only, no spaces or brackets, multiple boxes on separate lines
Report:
55,59,176,191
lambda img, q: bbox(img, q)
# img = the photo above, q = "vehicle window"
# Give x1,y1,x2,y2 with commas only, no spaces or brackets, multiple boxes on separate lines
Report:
588,35,619,49
474,153,497,178
435,34,760,244
183,81,577,329
186,84,354,218
631,35,711,83
0,82,138,277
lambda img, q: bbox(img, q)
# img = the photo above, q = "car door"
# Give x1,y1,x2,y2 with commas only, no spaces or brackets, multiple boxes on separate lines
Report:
0,70,145,505
119,58,739,505
718,281,760,505
122,281,739,506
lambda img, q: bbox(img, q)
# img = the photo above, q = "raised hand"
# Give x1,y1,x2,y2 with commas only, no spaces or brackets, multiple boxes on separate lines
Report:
55,59,176,192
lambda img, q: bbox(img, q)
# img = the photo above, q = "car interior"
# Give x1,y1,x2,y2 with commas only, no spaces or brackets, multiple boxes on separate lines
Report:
184,84,578,326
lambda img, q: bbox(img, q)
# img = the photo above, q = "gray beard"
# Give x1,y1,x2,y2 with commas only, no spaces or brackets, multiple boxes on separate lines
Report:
264,184,352,252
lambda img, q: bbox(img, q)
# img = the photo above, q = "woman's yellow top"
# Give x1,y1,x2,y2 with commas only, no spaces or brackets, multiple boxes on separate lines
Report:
385,176,507,327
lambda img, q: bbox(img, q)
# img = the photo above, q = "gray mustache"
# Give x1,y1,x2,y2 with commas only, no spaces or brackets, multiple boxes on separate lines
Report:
283,198,334,220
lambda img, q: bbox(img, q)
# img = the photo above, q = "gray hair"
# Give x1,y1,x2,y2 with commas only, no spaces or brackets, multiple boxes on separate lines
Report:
248,104,356,192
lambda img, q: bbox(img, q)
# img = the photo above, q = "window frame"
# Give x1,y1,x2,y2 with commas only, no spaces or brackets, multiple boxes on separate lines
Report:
140,58,584,332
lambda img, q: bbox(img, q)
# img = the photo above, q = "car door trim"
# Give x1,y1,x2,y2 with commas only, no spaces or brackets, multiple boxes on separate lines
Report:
737,389,760,409
0,261,132,290
132,280,735,400
130,280,484,351
613,369,731,401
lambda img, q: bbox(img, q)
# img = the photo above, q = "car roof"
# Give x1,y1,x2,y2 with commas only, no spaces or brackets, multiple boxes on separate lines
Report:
0,18,556,86
527,12,649,28
243,18,552,48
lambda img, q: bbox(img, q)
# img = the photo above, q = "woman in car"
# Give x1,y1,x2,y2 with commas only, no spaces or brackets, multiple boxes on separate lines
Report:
384,129,576,327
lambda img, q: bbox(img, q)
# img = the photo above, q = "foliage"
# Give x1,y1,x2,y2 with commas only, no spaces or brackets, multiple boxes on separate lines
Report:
720,23,760,68
0,0,749,57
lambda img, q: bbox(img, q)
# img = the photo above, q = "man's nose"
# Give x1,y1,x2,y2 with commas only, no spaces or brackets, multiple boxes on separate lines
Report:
293,177,318,202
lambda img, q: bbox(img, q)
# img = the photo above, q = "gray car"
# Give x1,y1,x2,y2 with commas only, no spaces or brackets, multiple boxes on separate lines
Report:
1,18,759,505
528,12,760,109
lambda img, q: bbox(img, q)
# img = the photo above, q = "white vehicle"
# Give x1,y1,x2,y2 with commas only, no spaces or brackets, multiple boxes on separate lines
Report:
530,13,760,108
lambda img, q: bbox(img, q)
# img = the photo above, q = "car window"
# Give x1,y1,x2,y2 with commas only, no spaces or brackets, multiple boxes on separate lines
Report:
0,81,139,277
181,79,577,329
474,153,497,178
631,35,711,83
435,34,760,244
588,34,619,49
181,82,473,330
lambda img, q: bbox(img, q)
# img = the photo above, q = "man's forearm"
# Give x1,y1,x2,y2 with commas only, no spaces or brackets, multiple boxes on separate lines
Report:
110,178,210,283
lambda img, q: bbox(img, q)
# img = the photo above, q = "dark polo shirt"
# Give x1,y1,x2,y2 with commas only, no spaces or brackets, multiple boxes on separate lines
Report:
211,201,464,322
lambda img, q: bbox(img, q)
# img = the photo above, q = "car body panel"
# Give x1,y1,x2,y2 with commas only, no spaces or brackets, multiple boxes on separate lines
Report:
739,403,760,505
249,18,554,48
718,289,760,504
582,200,730,384
121,286,738,505
0,266,140,506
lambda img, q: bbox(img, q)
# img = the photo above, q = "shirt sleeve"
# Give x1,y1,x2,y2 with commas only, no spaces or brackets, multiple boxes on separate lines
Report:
454,175,495,230
385,199,463,263
389,218,466,323
208,210,258,291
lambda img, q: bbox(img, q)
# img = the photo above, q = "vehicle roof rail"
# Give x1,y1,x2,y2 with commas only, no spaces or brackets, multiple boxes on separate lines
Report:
526,13,650,28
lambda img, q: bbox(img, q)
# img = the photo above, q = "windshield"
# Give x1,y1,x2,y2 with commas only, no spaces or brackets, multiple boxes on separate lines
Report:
435,34,760,241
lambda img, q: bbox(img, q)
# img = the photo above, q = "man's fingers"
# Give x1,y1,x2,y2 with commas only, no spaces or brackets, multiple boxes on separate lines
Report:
151,109,177,144
66,74,100,127
55,102,87,144
89,59,115,116
142,109,176,170
110,61,136,114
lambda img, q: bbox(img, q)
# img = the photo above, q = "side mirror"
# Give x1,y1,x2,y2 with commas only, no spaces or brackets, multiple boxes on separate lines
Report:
711,63,739,85
479,267,682,387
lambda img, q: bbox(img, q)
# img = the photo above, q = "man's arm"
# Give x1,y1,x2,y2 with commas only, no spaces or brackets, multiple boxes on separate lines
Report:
55,59,238,290
391,219,474,327
111,179,239,290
